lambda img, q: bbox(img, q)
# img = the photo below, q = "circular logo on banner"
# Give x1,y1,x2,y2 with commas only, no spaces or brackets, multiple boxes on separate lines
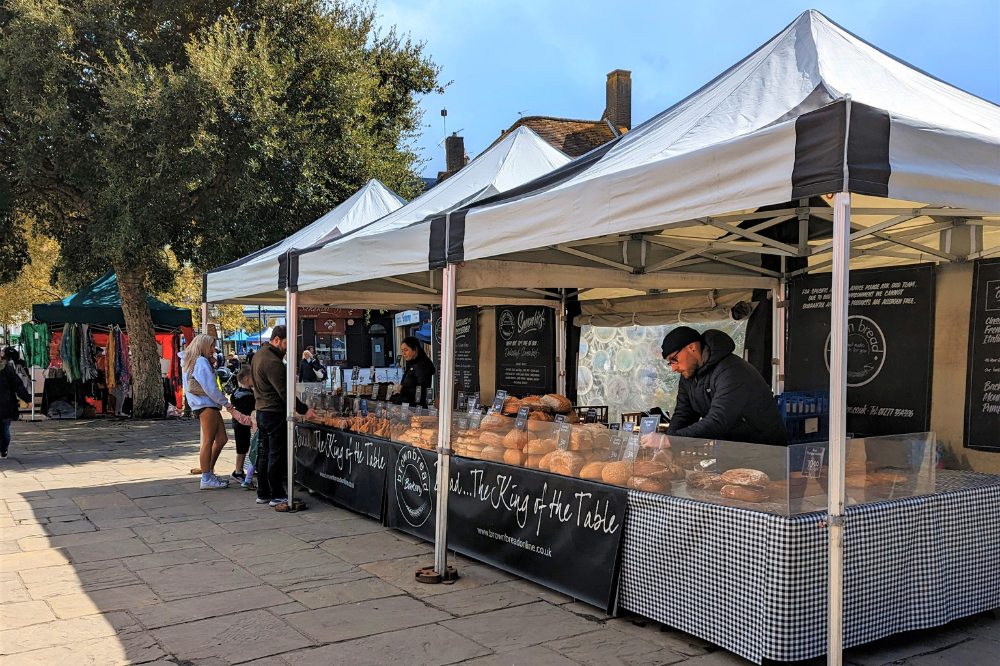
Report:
824,315,887,387
394,446,433,527
498,308,515,341
433,317,443,345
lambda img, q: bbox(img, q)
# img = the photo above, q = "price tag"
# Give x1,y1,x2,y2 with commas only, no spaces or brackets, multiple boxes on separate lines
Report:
622,434,641,462
554,414,566,424
556,422,572,450
457,391,467,411
622,421,635,433
585,408,597,423
639,416,660,436
457,416,469,430
425,387,434,406
428,407,439,417
377,401,387,419
515,406,530,432
359,399,369,417
473,392,481,410
470,411,483,429
489,390,507,415
401,402,410,419
414,386,423,406
608,433,626,461
609,422,621,431
352,366,360,383
803,445,825,479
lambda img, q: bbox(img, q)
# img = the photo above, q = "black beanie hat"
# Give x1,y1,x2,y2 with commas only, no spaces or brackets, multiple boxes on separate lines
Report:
661,326,702,359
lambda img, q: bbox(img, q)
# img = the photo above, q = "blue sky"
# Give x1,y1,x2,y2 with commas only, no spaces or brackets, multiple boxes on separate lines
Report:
376,0,1000,178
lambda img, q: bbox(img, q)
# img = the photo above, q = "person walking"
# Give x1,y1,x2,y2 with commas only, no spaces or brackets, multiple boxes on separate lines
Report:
251,326,315,509
0,347,31,458
179,334,251,489
297,349,324,383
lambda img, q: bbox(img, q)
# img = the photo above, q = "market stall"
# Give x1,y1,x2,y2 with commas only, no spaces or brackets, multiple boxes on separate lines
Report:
30,271,193,417
281,10,1000,664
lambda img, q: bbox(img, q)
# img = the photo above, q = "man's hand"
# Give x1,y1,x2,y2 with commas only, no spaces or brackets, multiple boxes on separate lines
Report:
301,408,319,421
395,384,403,392
641,432,671,450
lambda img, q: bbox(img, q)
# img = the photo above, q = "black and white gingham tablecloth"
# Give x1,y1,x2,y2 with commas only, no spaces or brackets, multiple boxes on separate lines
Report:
618,471,1000,664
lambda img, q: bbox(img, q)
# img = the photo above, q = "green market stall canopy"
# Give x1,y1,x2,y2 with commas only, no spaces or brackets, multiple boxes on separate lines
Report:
32,271,193,328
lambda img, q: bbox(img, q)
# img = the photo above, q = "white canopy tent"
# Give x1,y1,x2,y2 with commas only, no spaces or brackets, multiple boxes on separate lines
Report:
281,11,999,661
204,179,405,305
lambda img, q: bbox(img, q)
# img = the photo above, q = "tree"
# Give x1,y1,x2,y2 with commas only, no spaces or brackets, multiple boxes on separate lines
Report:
0,1,441,416
0,215,68,328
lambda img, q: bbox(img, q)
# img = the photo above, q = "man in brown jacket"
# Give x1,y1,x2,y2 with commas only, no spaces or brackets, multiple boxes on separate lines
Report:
251,325,315,507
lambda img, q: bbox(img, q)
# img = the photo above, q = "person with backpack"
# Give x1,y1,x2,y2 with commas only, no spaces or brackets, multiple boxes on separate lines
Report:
0,347,31,458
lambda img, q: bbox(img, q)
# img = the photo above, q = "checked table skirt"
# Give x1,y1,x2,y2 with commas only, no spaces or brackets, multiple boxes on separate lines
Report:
617,470,1000,664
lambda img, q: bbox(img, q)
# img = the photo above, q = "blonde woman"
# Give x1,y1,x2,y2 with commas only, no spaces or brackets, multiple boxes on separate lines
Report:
179,334,250,489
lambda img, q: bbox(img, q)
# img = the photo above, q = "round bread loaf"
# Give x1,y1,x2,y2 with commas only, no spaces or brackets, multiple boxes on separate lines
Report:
480,414,511,432
720,484,768,503
687,472,725,490
720,468,771,487
871,472,908,485
547,450,587,477
579,462,607,480
627,476,672,493
663,463,687,480
527,419,557,435
526,454,544,468
519,395,553,413
568,429,595,451
527,411,554,422
503,429,528,450
589,428,612,449
632,460,671,480
501,396,521,415
538,451,555,471
602,461,633,485
478,431,505,447
503,449,528,466
584,450,605,462
526,438,557,455
481,446,507,463
541,394,573,413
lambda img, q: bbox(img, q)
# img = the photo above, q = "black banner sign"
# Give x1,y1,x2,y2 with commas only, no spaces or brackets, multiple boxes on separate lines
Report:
495,305,556,397
786,265,935,436
294,424,388,520
385,442,626,611
433,306,480,394
966,259,1000,451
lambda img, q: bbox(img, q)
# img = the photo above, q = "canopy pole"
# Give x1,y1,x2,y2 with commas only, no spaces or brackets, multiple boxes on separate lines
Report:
556,290,567,396
434,262,458,576
286,286,297,508
201,302,209,335
773,256,786,395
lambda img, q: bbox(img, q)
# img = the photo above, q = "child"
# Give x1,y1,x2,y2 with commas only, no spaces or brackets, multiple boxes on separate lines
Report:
229,368,256,483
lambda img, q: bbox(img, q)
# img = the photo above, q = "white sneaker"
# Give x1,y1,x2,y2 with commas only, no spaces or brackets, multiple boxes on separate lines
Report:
200,476,229,489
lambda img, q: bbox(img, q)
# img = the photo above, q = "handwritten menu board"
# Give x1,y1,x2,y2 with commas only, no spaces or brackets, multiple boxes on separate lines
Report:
786,265,935,436
495,306,556,396
965,259,1000,451
433,306,480,394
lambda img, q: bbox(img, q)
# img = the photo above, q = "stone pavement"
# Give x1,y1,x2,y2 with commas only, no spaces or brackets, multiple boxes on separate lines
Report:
1,418,997,666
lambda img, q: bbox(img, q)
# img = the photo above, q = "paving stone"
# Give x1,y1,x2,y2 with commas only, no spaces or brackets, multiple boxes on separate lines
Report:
460,645,584,666
134,584,291,629
217,513,311,533
135,559,261,600
0,547,70,571
121,544,225,570
546,627,686,666
271,601,309,615
843,625,975,666
442,601,595,652
16,527,136,552
285,623,490,666
283,517,385,542
205,528,313,561
63,536,152,563
0,599,56,629
283,595,451,643
132,517,227,543
608,617,713,657
18,561,141,599
425,582,541,616
8,631,166,666
668,651,751,666
504,578,576,605
80,505,149,526
0,613,120,654
153,609,313,664
361,554,513,598
0,524,48,541
289,576,402,609
239,546,366,590
10,504,87,520
902,637,1000,665
319,530,432,564
47,583,161,619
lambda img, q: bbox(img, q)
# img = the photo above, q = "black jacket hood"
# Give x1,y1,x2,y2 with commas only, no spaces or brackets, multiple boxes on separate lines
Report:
698,330,737,373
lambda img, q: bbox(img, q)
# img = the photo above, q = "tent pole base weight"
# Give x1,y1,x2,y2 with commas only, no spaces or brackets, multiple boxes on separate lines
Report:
415,565,458,584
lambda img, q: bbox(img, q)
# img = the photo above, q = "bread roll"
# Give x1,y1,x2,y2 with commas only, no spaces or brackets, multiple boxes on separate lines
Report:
584,450,605,462
687,472,725,490
519,395,553,413
548,450,587,477
720,484,768,503
526,454,544,468
602,461,633,485
503,429,528,450
568,428,595,451
579,462,607,480
503,449,528,466
632,461,672,480
628,476,672,493
479,431,504,447
480,415,510,432
538,451,555,471
589,428,612,450
720,468,771,487
527,410,554,422
481,446,506,463
541,394,573,414
526,438,557,455
527,419,556,435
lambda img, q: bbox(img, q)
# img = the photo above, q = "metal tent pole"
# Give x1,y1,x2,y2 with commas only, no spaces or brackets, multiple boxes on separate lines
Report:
201,302,210,335
556,291,567,396
286,286,298,507
773,256,787,395
433,262,458,577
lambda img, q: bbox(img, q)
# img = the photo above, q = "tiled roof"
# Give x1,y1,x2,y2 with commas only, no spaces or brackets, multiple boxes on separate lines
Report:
490,116,624,158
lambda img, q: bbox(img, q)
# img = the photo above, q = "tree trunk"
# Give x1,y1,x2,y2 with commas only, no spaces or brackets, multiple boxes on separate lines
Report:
116,264,166,419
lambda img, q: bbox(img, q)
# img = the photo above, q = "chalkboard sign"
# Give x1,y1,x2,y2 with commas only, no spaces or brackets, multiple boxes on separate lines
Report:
432,306,480,393
786,265,935,436
294,424,388,520
495,306,556,396
966,258,1000,451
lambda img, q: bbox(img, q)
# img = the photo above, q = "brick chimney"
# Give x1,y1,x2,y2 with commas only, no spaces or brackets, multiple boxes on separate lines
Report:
605,69,632,131
445,133,468,174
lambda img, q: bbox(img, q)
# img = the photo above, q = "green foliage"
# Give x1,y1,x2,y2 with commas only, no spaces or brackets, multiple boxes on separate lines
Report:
0,0,441,282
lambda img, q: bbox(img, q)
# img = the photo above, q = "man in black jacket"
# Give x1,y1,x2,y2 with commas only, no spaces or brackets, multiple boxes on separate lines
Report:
1,348,32,458
644,327,787,447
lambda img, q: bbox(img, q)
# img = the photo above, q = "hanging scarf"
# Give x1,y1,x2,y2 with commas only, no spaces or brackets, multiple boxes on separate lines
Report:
106,329,117,391
60,323,77,381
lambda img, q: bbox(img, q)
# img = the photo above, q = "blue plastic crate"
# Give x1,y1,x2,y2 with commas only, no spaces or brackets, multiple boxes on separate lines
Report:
777,391,830,444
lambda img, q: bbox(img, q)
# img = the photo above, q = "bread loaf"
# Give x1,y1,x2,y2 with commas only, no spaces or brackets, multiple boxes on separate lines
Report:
601,461,633,485
527,419,557,435
628,476,672,493
588,428,612,450
478,431,505,447
527,411,554,422
871,471,908,485
720,484,768,503
720,468,771,487
503,449,528,466
541,394,573,414
501,397,521,415
480,414,510,432
687,472,725,490
526,438,557,455
579,462,607,480
568,429,595,451
526,454,544,468
538,451,555,471
481,446,506,463
503,430,528,450
548,450,587,477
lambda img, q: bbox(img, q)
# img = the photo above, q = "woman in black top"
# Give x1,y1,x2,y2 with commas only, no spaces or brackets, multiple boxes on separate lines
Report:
391,337,435,407
297,350,325,383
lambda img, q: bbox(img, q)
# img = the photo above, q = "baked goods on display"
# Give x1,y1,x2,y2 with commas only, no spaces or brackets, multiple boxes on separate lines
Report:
481,446,506,463
538,451,555,471
503,430,528,450
720,469,771,487
720,484,768,503
687,472,725,490
541,394,574,413
480,414,511,432
501,397,521,415
601,461,633,486
526,438,558,455
518,395,553,413
547,450,587,477
579,462,608,480
504,449,528,466
628,476,672,493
